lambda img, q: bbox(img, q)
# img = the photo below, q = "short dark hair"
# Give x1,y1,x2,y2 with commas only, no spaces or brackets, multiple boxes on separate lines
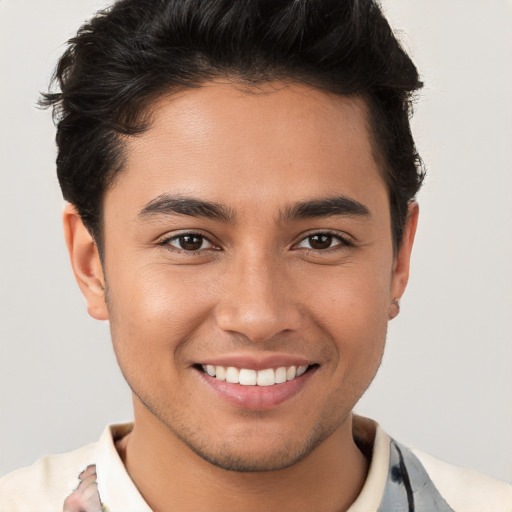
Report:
41,0,424,252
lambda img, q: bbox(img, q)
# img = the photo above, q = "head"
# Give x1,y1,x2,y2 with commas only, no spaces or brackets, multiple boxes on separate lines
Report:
45,0,423,472
43,0,423,255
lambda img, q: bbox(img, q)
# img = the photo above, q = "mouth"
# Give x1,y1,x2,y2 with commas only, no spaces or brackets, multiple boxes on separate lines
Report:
198,364,314,386
194,362,319,410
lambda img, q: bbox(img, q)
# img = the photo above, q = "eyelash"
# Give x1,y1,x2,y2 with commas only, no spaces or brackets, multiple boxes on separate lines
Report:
158,231,219,254
158,230,353,254
293,230,354,252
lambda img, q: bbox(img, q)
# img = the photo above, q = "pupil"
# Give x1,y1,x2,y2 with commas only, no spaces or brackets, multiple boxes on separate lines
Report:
310,234,332,250
179,235,202,251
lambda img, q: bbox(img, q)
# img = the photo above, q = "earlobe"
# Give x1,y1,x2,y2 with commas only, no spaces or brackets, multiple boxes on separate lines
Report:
63,203,109,321
389,202,419,320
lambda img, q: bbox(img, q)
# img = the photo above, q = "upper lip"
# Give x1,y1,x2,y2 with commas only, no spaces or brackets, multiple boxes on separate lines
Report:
196,354,315,371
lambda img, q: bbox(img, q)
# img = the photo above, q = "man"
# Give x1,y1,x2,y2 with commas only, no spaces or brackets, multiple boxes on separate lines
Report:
0,0,510,510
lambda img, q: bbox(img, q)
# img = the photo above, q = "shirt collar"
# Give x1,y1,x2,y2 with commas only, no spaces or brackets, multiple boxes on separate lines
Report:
95,423,151,511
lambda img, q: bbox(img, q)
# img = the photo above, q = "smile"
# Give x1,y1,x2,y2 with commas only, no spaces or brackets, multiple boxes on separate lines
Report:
200,364,309,386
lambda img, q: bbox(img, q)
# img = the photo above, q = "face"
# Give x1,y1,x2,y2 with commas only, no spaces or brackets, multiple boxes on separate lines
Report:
68,81,416,472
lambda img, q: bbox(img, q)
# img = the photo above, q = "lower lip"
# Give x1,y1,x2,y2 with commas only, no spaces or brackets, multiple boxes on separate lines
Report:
196,367,317,410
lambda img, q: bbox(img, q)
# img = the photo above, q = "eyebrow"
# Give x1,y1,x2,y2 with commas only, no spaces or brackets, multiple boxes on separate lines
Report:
138,194,235,222
138,194,370,224
281,196,371,222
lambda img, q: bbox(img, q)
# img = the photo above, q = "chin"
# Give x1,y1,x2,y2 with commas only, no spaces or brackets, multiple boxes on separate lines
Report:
171,417,337,473
182,437,315,473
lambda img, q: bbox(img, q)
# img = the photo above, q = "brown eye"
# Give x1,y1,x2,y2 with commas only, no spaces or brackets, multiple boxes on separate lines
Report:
178,235,203,251
296,233,348,251
307,234,333,250
167,234,214,251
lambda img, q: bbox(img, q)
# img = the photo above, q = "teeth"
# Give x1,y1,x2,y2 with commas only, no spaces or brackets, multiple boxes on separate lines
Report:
275,367,287,384
257,368,275,386
201,364,310,386
239,369,257,386
215,366,226,381
296,365,308,377
286,366,296,381
225,366,239,384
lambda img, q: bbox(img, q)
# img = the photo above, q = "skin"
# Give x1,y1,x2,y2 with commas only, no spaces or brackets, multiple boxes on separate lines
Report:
64,81,418,512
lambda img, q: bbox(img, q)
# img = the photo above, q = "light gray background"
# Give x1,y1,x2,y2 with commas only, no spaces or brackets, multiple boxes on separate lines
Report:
1,0,511,483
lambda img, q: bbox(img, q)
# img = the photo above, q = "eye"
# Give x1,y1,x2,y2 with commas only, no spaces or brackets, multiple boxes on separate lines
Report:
296,233,350,251
165,233,216,252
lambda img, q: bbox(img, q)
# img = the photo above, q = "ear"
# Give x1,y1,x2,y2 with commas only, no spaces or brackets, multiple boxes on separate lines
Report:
63,203,109,321
389,202,419,320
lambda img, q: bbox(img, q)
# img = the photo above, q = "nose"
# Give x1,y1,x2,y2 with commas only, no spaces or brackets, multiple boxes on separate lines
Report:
214,253,303,343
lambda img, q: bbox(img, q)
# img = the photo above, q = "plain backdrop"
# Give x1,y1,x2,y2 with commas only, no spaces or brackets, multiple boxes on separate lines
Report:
0,0,511,483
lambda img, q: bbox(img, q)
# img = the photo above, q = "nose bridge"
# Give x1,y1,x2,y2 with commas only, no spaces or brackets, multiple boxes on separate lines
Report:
215,248,301,342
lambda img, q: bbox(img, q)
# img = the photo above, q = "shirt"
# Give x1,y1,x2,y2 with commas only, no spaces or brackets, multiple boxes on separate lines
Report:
1,416,511,511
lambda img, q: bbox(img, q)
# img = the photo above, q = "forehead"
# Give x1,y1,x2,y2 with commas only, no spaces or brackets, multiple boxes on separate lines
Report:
108,81,388,221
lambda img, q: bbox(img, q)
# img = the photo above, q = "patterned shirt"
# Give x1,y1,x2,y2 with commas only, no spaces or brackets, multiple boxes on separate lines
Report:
1,416,511,511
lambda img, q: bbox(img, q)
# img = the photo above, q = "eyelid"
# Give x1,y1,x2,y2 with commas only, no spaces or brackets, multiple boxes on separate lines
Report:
156,230,221,251
155,228,353,253
169,235,214,250
292,229,354,250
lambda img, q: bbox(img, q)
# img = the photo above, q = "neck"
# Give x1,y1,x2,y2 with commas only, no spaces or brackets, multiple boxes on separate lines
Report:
116,405,369,512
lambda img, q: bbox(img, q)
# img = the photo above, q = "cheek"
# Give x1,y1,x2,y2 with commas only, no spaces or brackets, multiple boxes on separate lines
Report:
307,261,391,330
105,262,215,373
304,262,391,373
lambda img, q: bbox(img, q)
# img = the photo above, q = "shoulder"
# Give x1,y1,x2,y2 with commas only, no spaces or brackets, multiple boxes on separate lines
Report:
412,448,512,512
351,415,512,512
0,442,96,512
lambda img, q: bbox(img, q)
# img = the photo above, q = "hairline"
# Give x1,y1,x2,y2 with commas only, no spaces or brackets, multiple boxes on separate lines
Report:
92,79,401,257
